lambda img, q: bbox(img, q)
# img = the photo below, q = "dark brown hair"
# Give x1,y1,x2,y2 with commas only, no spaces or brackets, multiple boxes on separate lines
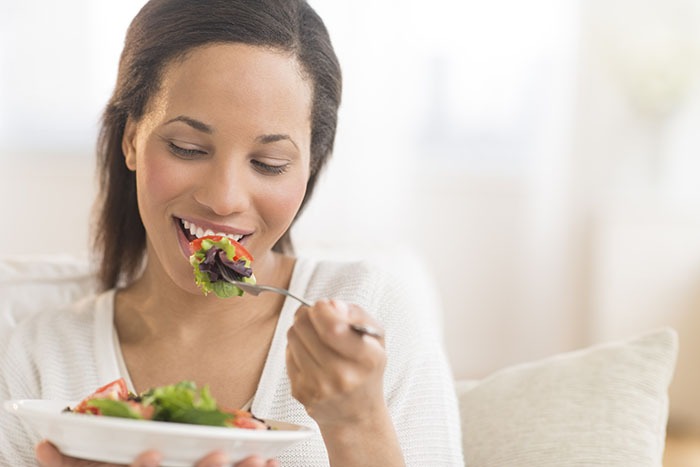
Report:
93,0,342,290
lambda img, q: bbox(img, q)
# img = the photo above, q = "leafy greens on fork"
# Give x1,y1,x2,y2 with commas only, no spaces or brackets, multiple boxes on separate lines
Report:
189,235,256,298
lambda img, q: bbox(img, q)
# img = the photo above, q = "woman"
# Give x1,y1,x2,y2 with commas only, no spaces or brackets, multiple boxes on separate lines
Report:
0,1,463,465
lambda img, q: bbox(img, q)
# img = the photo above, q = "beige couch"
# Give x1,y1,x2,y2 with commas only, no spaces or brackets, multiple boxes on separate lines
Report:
1,256,678,466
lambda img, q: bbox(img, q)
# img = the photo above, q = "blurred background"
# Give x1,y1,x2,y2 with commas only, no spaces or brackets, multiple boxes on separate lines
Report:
2,0,700,439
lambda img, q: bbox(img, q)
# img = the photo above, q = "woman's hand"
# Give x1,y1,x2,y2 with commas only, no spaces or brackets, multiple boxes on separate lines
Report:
285,299,387,428
36,440,278,467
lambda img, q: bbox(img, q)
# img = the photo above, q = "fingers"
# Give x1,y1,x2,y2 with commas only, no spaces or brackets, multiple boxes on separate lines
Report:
36,440,276,467
291,300,384,360
287,299,386,383
286,324,324,373
196,452,278,467
35,441,106,467
234,456,279,467
131,450,162,467
36,439,137,466
35,441,64,467
286,300,387,415
194,450,227,467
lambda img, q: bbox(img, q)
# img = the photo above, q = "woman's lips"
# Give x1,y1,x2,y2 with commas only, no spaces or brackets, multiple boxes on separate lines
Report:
176,217,250,242
181,219,244,243
174,217,252,258
175,218,195,259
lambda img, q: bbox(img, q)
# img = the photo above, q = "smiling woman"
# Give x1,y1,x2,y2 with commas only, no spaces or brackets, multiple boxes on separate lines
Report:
119,43,312,297
0,1,463,466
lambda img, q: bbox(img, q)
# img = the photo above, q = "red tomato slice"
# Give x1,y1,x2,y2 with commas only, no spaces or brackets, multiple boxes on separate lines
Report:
231,416,267,430
223,408,268,430
91,378,129,400
127,400,155,420
189,235,253,261
73,378,129,414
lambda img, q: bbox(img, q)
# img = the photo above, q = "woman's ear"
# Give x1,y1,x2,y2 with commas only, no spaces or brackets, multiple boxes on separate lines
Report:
122,118,138,171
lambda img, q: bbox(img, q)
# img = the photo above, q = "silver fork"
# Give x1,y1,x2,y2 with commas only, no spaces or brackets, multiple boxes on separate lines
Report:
219,268,383,339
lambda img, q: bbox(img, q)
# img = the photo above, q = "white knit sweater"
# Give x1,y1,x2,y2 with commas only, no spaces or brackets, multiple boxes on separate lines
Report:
0,258,464,466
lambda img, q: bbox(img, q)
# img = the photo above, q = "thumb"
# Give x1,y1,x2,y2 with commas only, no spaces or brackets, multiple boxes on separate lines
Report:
35,441,63,467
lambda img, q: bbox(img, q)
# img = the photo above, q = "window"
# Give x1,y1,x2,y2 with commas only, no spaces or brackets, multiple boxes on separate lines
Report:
0,1,147,156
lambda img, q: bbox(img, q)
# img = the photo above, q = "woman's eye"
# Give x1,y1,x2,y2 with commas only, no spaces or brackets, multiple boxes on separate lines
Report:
251,159,289,175
168,142,207,159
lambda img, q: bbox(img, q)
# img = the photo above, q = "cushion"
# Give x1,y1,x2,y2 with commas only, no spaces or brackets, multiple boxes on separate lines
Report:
0,256,679,465
0,255,96,339
456,328,678,466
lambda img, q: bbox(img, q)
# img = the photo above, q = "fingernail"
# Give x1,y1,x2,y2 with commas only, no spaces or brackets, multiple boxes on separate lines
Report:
200,452,228,467
201,461,226,467
137,452,162,467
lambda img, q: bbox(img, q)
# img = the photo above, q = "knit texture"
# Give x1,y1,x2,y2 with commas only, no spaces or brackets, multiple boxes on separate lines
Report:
0,257,464,466
457,328,677,466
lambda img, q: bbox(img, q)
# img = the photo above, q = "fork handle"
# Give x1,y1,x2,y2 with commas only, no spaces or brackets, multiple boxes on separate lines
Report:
285,292,313,307
349,323,384,339
283,292,382,339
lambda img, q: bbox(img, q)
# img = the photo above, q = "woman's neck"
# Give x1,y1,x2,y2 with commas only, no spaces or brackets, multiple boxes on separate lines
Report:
113,251,296,345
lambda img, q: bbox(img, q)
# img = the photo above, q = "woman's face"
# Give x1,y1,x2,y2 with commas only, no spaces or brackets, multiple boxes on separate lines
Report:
122,43,313,292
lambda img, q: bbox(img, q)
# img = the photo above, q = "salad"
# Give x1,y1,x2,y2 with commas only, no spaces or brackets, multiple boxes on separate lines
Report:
189,235,256,298
66,378,269,430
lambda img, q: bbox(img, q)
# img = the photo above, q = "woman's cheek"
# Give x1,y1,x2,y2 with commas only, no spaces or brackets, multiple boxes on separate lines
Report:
139,152,190,204
267,176,307,225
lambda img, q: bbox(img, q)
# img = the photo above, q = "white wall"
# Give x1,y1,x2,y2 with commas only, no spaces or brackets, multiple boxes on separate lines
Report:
1,157,95,259
590,201,700,431
570,0,700,431
3,0,700,433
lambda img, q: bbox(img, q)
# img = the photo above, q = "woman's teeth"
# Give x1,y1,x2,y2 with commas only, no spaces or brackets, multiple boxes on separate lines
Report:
182,220,244,242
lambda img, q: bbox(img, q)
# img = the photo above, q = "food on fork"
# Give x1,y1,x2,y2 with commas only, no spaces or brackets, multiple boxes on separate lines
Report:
189,235,256,298
67,378,269,430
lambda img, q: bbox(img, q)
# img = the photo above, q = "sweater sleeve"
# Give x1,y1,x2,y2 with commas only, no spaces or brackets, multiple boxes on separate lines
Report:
371,263,464,466
0,294,106,466
307,260,465,466
0,320,43,466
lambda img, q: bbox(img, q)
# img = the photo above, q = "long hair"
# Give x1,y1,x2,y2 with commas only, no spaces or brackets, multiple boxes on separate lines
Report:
93,0,342,290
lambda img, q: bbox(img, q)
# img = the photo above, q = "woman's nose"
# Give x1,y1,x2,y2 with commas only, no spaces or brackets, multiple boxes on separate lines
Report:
193,158,251,216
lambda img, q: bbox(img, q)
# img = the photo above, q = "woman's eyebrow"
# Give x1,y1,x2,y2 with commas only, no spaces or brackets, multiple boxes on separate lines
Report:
163,117,298,149
164,115,213,134
255,134,299,150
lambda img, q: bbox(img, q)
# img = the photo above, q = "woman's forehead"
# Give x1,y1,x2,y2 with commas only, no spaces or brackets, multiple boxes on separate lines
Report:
141,44,313,147
154,44,312,112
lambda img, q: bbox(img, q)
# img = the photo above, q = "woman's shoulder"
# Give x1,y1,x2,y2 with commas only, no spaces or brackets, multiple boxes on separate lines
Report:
1,290,115,399
18,289,108,327
299,256,395,300
2,290,113,357
297,253,443,330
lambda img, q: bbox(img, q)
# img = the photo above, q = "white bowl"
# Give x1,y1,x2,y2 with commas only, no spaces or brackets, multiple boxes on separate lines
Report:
4,399,314,466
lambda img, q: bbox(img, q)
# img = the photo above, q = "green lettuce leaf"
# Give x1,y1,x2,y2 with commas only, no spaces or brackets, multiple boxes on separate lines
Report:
86,399,144,419
139,381,232,426
189,237,255,298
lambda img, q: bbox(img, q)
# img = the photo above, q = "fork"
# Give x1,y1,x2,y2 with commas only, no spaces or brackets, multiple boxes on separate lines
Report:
219,268,383,339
